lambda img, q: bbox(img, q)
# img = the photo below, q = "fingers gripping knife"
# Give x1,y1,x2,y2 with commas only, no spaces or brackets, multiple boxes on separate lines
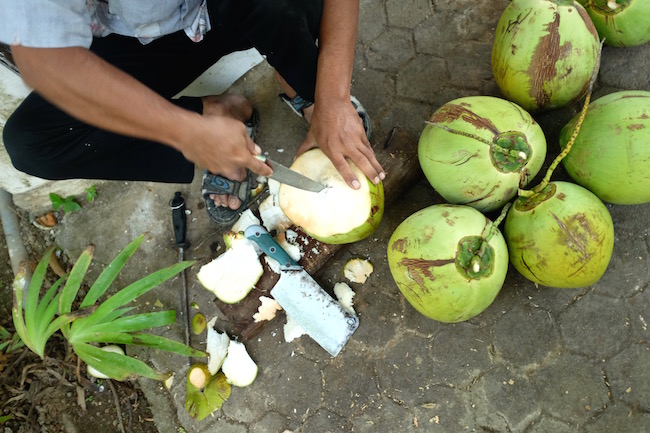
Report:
244,225,359,356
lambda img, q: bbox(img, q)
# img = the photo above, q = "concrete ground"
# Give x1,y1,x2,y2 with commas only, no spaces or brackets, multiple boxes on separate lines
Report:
11,0,650,432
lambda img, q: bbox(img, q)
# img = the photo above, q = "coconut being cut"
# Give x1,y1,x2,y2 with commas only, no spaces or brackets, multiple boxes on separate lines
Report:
278,149,384,245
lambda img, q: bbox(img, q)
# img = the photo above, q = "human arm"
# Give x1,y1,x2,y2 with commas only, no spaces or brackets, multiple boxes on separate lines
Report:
10,45,272,181
296,0,385,189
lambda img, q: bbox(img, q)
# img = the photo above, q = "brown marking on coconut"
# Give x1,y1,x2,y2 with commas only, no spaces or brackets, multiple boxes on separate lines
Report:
391,238,409,254
551,212,595,262
527,12,561,109
576,5,599,40
431,103,500,136
399,257,455,288
556,192,567,201
627,124,646,131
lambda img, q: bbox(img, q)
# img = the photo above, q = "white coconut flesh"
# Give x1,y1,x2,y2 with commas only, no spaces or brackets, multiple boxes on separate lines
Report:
278,150,372,239
188,365,209,389
334,282,356,314
197,242,263,304
343,258,374,284
206,327,230,375
221,340,258,387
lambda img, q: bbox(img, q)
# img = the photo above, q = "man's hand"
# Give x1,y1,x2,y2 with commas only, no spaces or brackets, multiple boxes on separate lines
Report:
11,45,272,187
297,98,384,189
180,95,272,182
301,0,385,190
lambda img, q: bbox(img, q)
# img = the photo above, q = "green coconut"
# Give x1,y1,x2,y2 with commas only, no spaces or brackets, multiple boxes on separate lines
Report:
387,204,509,323
576,0,650,47
504,181,614,288
278,148,384,244
492,0,600,112
419,96,547,212
560,90,650,205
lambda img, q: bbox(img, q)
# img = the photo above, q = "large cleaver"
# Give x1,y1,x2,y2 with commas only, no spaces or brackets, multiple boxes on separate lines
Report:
244,225,359,356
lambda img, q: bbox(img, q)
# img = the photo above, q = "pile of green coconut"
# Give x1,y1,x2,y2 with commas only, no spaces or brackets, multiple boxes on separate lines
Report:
388,0,650,323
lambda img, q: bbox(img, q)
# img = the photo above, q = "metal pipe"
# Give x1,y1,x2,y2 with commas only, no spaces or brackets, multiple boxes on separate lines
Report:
0,188,28,276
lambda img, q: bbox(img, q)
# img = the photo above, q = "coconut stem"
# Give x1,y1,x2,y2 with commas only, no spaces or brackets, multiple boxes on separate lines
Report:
428,123,528,161
426,122,494,146
484,202,511,244
471,202,512,272
518,40,604,198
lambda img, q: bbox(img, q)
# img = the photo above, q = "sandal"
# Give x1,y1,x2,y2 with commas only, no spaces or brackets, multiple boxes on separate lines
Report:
279,93,372,140
202,169,256,227
202,108,260,227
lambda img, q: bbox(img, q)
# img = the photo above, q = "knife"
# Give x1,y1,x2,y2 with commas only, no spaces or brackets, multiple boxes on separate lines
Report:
169,191,191,350
256,155,326,193
244,224,359,356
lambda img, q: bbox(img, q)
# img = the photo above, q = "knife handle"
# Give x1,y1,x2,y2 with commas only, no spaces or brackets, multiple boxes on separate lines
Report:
244,225,300,269
170,191,189,249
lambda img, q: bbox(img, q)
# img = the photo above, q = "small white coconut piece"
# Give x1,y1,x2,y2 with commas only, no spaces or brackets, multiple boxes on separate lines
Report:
259,194,293,233
276,232,302,261
188,364,209,389
197,242,263,304
268,178,281,196
164,373,175,390
87,345,125,379
343,258,374,284
334,282,356,314
223,209,262,253
283,315,306,342
253,296,283,322
221,340,258,387
206,327,230,375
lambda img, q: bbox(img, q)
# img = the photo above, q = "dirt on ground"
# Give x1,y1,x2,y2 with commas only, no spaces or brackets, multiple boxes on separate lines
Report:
0,209,159,433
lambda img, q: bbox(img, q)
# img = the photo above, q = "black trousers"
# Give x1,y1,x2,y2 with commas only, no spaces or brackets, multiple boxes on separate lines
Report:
3,0,322,183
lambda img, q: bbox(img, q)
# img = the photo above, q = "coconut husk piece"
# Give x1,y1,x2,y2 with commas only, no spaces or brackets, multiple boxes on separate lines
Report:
214,126,422,340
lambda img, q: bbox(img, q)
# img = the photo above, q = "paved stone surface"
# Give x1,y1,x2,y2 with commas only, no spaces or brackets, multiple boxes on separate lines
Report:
8,0,650,432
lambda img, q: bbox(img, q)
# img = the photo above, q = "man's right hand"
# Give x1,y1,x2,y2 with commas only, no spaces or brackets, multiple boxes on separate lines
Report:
11,45,272,189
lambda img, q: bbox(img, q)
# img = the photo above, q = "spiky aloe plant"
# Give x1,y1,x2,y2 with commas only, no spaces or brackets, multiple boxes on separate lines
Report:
12,234,206,381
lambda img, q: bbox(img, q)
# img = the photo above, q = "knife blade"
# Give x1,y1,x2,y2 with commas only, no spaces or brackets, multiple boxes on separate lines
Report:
244,224,358,356
257,155,326,193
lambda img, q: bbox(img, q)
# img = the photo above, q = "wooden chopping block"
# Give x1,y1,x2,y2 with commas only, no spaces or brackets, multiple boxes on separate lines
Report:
214,126,423,339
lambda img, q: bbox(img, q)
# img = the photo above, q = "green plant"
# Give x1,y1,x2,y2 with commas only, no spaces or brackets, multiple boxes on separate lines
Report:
85,185,98,203
49,193,81,213
12,234,206,381
0,325,24,354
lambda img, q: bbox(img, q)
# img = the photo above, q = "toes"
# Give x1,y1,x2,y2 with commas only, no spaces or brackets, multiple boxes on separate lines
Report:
210,193,242,210
228,195,242,210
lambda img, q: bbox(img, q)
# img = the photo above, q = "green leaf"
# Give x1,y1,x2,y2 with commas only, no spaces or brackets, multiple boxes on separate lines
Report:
73,342,166,381
82,311,176,335
62,199,82,213
81,235,144,308
59,246,94,315
49,193,64,211
86,185,98,203
77,331,206,358
78,260,194,329
36,278,66,337
13,251,53,358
